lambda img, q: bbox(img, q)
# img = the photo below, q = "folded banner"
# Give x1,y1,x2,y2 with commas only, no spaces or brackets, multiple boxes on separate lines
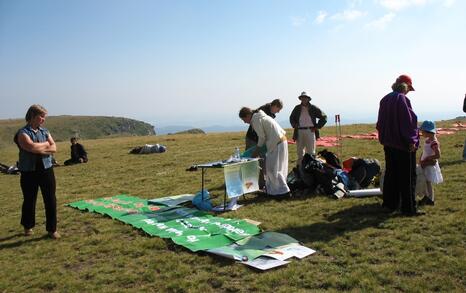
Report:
68,194,261,252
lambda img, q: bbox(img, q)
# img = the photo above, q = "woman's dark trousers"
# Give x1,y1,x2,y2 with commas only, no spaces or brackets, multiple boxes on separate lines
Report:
20,168,57,232
382,146,417,214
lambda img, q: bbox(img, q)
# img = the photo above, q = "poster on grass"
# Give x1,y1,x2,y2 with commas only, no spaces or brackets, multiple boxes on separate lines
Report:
224,160,260,198
207,232,306,261
68,195,261,251
242,256,290,270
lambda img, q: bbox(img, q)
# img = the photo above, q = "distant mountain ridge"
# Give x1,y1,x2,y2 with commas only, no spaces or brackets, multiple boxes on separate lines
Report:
0,115,155,147
171,128,206,135
156,124,250,134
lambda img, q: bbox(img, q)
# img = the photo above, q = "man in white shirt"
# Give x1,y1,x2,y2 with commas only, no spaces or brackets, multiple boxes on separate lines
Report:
289,91,327,166
239,107,290,197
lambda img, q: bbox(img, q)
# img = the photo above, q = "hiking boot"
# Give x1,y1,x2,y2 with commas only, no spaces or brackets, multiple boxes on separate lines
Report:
418,196,435,206
48,231,61,239
24,228,33,236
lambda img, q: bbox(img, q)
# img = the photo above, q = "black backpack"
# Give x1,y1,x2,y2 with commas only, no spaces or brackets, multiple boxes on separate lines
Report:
317,149,342,169
349,158,381,188
301,154,338,194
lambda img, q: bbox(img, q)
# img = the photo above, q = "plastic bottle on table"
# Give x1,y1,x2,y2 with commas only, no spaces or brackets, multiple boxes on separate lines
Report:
234,147,241,159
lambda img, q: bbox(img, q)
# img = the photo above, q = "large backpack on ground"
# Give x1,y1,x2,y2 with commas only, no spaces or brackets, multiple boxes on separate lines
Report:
349,158,381,188
301,154,334,192
300,154,347,198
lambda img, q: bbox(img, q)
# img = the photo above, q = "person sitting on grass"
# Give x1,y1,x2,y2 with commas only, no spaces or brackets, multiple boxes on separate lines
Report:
0,162,19,174
64,137,88,166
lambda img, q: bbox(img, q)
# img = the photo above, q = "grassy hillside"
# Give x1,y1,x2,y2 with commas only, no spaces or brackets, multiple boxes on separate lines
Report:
0,119,464,292
172,128,206,135
0,116,155,147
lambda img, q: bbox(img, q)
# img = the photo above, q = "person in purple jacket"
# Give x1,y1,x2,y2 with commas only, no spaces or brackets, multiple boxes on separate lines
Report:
376,74,423,216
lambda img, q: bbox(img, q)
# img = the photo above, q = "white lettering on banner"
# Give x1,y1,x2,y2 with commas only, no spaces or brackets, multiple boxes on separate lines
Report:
176,219,195,229
187,235,199,243
155,223,168,230
142,219,156,225
212,222,250,237
190,217,210,224
166,228,183,237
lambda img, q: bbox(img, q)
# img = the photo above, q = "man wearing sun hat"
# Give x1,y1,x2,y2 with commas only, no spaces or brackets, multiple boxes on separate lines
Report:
289,91,327,167
377,74,422,216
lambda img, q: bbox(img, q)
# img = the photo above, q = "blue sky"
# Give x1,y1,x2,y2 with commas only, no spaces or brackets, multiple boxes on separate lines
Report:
0,0,464,129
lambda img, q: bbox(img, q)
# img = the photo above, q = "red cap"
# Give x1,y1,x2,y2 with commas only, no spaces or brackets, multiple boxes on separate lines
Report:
396,74,415,91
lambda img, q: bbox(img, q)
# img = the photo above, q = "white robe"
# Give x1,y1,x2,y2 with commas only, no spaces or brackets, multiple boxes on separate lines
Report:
250,111,290,195
265,140,290,195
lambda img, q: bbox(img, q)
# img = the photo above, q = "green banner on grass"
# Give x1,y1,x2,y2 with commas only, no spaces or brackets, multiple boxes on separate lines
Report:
68,194,261,251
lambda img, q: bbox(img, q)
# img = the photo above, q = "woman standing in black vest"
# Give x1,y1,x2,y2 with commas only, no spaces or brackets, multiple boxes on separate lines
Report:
14,105,60,239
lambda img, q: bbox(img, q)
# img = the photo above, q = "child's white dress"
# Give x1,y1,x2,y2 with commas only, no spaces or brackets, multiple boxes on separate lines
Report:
420,139,443,184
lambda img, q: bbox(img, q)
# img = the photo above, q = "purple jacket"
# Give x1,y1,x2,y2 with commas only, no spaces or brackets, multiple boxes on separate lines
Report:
376,91,419,151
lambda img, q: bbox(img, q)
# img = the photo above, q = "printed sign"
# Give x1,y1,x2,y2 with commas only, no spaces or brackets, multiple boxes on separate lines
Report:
224,160,259,198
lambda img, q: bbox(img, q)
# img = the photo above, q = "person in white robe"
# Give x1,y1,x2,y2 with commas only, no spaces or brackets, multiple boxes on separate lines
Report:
239,107,290,196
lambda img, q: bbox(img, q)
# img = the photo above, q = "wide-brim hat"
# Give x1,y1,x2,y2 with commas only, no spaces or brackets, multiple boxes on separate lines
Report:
420,120,436,133
299,91,311,100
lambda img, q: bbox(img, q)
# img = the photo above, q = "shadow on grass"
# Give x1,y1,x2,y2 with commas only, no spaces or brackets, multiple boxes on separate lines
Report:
239,190,319,205
276,203,391,244
0,234,50,250
237,193,272,205
0,233,24,242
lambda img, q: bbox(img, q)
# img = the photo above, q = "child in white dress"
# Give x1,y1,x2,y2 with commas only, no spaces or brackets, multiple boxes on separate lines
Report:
418,120,443,205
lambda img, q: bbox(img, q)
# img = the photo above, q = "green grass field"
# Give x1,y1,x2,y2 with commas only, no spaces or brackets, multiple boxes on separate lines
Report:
0,121,465,292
